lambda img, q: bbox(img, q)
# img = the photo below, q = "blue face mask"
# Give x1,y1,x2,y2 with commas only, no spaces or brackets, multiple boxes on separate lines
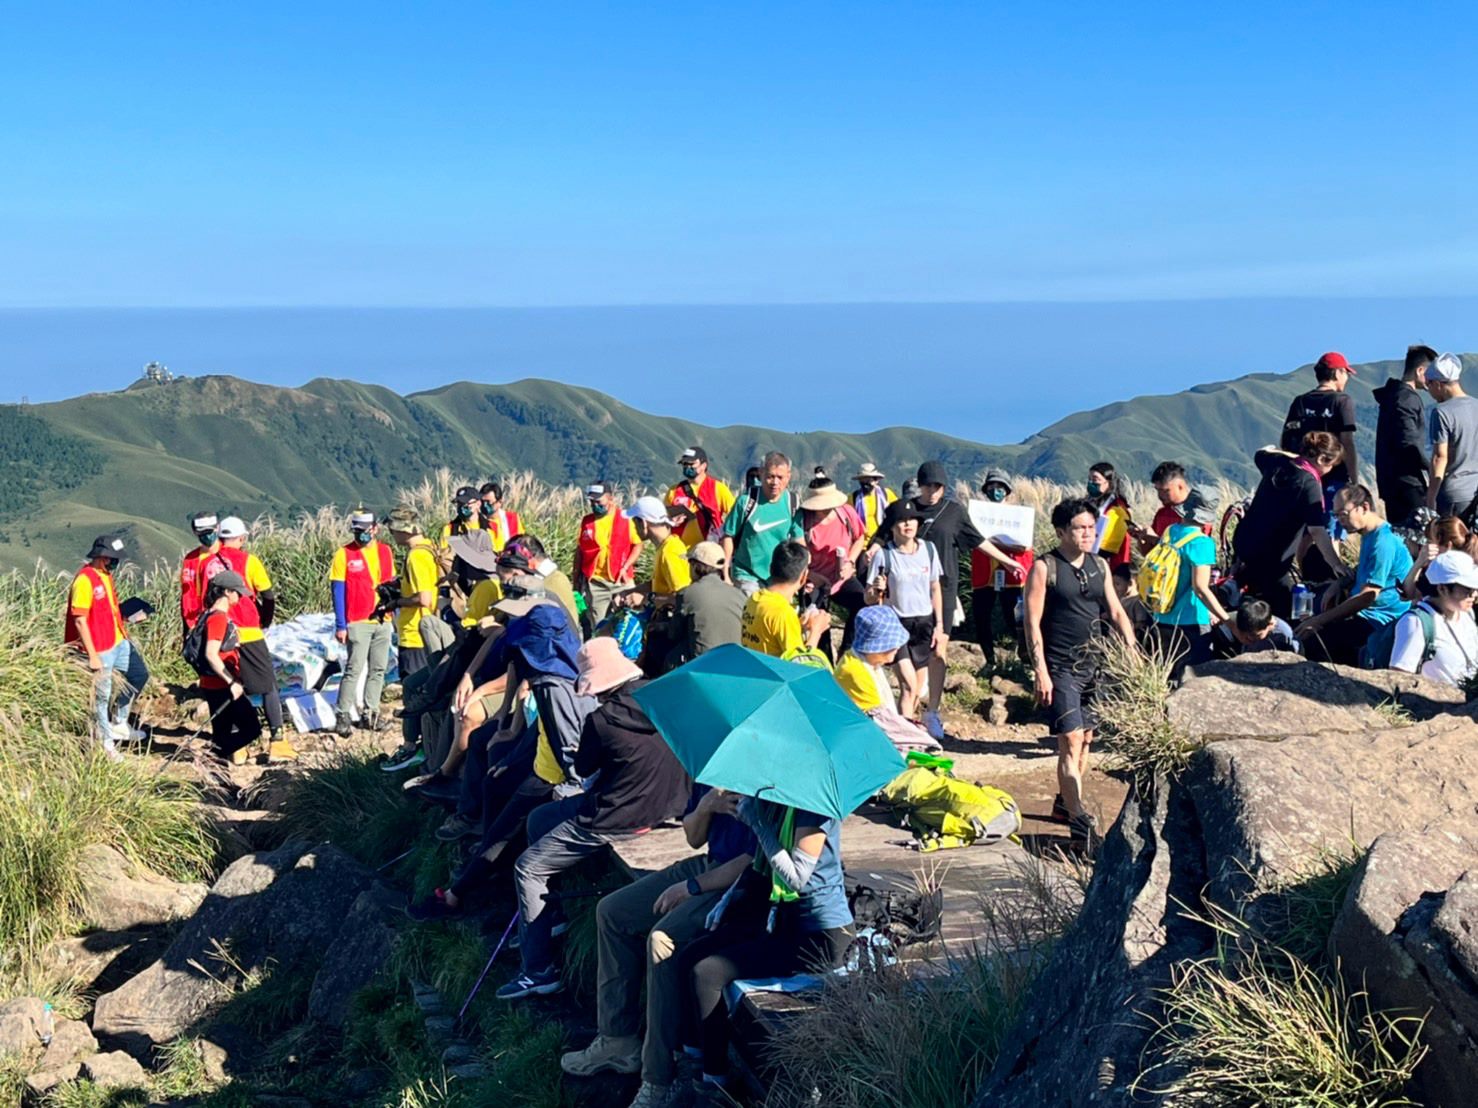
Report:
986,487,1007,503
458,504,473,519
354,529,373,545
683,466,699,480
197,530,217,547
591,503,609,518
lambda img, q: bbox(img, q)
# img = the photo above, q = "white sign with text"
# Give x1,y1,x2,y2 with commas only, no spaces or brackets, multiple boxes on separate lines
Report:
966,500,1035,551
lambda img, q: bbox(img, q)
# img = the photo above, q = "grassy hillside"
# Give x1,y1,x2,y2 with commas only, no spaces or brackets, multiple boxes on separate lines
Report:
3,353,1471,571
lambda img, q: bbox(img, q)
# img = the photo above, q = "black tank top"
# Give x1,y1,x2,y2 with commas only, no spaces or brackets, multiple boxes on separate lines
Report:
1043,549,1108,666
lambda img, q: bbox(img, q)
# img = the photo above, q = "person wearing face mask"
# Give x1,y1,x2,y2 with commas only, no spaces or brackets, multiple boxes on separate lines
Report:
1087,462,1134,570
179,511,221,637
969,470,1034,663
439,485,483,548
666,447,735,548
1389,549,1478,686
852,462,897,541
575,482,645,629
476,482,522,553
330,508,397,736
67,533,149,760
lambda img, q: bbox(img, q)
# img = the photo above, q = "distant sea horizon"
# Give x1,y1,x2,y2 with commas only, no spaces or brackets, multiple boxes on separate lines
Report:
3,298,1474,441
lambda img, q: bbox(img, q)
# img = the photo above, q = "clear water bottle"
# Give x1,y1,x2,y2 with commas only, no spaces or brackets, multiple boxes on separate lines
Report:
40,1002,54,1047
1292,584,1312,621
1014,595,1025,626
994,568,1006,591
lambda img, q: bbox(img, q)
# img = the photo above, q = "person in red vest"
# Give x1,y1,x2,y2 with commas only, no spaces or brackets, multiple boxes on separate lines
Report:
201,517,297,763
574,481,644,630
330,508,398,735
665,447,736,548
179,511,221,637
66,533,149,760
477,481,522,553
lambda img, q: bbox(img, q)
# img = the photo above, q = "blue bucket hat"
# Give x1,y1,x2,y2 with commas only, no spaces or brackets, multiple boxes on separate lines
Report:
852,605,910,656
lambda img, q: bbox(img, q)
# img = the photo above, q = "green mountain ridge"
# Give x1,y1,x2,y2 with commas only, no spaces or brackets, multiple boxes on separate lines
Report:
3,353,1471,572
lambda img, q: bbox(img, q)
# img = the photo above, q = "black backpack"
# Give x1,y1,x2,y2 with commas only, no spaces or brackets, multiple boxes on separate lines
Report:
183,610,238,678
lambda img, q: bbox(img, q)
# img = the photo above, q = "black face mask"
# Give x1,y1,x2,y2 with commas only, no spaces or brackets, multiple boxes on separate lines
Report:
480,501,497,517
196,530,217,547
458,504,474,520
354,529,373,545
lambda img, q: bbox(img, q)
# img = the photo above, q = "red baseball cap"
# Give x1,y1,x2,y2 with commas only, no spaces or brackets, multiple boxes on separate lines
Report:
1316,351,1353,375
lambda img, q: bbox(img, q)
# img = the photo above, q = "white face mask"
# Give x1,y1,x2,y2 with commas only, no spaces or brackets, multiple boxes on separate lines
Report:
535,557,557,577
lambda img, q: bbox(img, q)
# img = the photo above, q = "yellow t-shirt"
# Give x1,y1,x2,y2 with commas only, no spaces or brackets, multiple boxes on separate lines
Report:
666,480,737,547
857,487,899,538
462,577,504,628
438,517,483,550
396,539,441,648
651,535,692,596
69,570,124,650
237,553,273,644
740,589,803,658
833,650,884,712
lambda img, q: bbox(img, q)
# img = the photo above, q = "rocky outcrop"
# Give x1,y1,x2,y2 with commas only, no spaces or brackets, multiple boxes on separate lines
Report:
1333,829,1478,1108
76,843,208,931
91,843,392,1057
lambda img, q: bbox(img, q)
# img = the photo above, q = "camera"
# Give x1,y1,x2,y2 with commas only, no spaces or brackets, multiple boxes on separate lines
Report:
372,579,402,622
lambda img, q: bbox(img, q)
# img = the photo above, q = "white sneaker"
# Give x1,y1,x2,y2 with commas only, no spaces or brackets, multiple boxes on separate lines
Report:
111,722,146,743
560,1033,642,1077
625,1081,672,1108
922,710,945,740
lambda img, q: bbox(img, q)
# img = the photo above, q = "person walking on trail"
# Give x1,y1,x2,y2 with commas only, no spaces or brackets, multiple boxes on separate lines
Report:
575,481,644,627
1295,485,1412,665
865,503,942,718
67,533,148,761
665,447,735,548
1280,351,1360,511
385,507,440,681
852,462,897,540
477,481,521,554
1425,353,1478,520
1023,499,1137,845
330,508,396,737
559,783,756,1107
203,517,296,762
722,452,802,597
1374,345,1437,527
497,638,690,1003
1145,488,1232,681
740,541,832,658
798,469,868,657
1087,462,1134,569
969,469,1033,663
194,570,262,765
1389,550,1478,688
1130,461,1200,554
179,511,221,637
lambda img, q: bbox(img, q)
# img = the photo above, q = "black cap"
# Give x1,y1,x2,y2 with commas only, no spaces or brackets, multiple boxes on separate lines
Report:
88,533,127,561
678,446,709,465
889,503,928,523
497,547,534,573
455,485,479,505
917,460,948,487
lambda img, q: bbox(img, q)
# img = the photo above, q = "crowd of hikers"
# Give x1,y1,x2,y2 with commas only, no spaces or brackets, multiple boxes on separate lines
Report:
62,345,1478,1107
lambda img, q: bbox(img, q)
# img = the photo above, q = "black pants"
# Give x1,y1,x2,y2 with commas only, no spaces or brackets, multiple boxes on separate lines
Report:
1146,622,1211,685
203,686,261,755
236,639,283,733
450,775,555,900
1303,615,1376,666
399,646,429,679
1241,572,1295,622
972,585,1022,658
679,910,851,1077
1379,481,1427,530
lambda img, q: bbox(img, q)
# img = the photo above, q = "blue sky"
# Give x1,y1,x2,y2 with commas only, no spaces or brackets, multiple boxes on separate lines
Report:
2,2,1474,308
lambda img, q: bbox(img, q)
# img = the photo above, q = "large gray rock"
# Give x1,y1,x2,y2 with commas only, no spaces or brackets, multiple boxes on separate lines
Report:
24,1063,80,1100
1185,715,1478,905
0,998,47,1063
76,843,208,931
1333,829,1478,1107
91,843,389,1056
973,781,1211,1106
306,884,401,1025
79,1049,147,1089
1172,656,1384,740
38,1018,97,1071
46,930,160,994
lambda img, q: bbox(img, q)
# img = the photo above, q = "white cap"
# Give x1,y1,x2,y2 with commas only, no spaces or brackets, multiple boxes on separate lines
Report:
627,495,677,525
350,509,376,528
191,513,219,532
1429,352,1464,382
218,516,248,539
585,483,607,500
1427,550,1478,589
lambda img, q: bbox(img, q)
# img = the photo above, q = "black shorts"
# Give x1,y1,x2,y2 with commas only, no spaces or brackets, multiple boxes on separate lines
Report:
895,614,936,670
1046,661,1099,735
237,639,276,697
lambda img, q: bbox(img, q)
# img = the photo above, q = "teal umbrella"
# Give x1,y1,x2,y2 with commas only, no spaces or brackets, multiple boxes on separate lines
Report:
633,644,905,821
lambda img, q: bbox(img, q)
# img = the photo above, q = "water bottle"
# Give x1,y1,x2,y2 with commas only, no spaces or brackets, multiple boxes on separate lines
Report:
40,1002,54,1047
1014,595,1025,626
994,568,1006,591
1292,584,1312,621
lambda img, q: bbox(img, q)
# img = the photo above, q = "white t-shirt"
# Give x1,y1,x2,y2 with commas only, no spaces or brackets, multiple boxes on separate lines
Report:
1390,602,1478,687
867,541,941,619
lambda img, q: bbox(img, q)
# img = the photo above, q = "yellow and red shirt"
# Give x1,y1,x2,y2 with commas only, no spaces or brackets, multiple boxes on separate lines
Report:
576,511,640,583
330,541,396,627
199,547,273,643
66,565,125,653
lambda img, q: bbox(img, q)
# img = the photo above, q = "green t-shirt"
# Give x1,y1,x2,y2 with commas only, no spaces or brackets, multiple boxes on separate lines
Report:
724,494,803,582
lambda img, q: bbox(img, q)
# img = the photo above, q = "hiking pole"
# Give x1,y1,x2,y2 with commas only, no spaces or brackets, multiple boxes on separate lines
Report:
152,696,236,778
456,910,519,1028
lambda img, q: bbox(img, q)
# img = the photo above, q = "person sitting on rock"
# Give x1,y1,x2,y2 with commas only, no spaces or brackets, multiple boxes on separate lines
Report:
832,604,941,753
1389,550,1478,687
1208,597,1302,659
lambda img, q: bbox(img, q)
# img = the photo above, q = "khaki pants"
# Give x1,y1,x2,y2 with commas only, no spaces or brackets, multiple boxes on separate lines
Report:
585,577,633,626
342,621,393,718
595,856,719,1085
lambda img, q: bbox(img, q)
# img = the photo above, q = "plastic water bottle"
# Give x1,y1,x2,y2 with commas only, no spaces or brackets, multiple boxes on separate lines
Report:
1292,584,1312,621
40,1002,54,1047
994,568,1006,590
1014,595,1025,626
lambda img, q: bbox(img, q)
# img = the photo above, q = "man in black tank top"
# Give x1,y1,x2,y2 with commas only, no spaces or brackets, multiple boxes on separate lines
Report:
1023,499,1138,844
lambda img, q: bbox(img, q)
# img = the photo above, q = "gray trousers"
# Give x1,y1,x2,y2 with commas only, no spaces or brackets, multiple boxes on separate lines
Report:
595,856,721,1084
586,577,633,626
342,621,393,718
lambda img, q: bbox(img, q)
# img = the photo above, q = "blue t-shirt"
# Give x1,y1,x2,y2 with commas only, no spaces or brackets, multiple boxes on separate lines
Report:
685,786,757,867
785,808,850,933
1354,522,1414,626
1154,524,1218,628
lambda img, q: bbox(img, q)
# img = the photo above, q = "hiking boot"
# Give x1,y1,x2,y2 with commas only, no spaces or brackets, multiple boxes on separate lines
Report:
1068,811,1099,842
230,745,251,767
382,745,425,773
561,1034,642,1077
267,738,300,763
624,1081,673,1108
405,888,464,923
494,966,563,1001
335,713,354,738
922,710,945,740
436,814,480,842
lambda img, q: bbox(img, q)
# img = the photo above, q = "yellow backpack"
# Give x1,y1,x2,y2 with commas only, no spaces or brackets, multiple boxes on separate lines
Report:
880,765,1021,852
1136,529,1200,615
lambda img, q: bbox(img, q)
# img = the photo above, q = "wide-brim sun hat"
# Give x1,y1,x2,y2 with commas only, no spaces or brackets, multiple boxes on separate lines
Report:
577,636,644,696
852,605,910,655
1181,487,1220,528
800,485,850,511
981,468,1012,494
449,532,499,573
854,462,885,480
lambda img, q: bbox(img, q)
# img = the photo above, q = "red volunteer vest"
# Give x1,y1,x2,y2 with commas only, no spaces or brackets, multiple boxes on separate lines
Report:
340,541,394,623
179,546,216,629
577,510,635,582
65,565,123,652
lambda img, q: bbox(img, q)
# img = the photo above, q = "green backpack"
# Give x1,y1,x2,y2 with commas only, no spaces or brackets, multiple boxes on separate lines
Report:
1359,603,1437,670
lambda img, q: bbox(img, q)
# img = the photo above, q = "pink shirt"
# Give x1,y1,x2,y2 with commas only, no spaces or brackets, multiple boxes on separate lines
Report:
804,505,864,587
